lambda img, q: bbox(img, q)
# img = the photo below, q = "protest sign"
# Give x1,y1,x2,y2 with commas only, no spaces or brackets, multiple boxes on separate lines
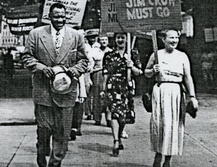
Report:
42,0,87,27
116,0,182,32
101,0,123,34
6,4,39,35
101,0,182,34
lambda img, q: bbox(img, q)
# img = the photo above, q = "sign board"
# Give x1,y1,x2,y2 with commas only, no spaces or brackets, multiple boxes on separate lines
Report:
42,0,87,27
6,5,39,35
101,0,123,34
101,0,182,34
117,0,182,32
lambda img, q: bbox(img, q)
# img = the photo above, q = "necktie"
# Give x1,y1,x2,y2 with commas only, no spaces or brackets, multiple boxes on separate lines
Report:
55,31,61,53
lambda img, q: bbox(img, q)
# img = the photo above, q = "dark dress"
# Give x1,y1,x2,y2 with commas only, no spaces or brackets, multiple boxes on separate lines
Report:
103,50,133,123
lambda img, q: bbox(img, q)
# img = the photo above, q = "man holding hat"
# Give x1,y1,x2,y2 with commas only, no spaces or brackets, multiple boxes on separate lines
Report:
22,3,87,167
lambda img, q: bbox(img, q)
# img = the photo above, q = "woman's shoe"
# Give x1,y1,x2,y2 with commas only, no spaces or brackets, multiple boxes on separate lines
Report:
121,130,128,139
112,140,119,157
153,153,162,167
70,130,76,141
118,139,124,150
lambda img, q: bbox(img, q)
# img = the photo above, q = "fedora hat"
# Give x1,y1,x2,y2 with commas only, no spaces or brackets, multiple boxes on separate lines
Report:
85,28,99,37
50,66,73,94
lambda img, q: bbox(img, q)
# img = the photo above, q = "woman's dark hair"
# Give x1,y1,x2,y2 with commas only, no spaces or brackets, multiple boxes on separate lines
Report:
49,3,66,14
114,32,127,39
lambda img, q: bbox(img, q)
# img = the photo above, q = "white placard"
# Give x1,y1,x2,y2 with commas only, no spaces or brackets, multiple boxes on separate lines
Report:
42,0,87,27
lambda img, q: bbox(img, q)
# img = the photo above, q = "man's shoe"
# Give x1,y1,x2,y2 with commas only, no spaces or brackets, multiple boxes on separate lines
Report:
45,147,51,156
76,130,82,136
94,121,101,126
85,115,92,120
121,130,128,139
70,130,76,141
106,120,111,127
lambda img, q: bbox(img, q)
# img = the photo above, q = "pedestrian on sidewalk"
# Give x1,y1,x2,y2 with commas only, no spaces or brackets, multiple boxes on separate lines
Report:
145,29,198,167
83,30,99,120
91,35,112,126
70,74,87,140
22,3,87,167
101,32,142,157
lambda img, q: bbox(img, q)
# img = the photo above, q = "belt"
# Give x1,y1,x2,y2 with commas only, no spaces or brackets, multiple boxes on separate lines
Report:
156,81,182,87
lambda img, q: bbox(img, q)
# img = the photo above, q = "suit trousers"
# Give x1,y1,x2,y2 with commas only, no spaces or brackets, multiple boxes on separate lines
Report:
35,104,73,167
92,84,102,122
71,102,84,131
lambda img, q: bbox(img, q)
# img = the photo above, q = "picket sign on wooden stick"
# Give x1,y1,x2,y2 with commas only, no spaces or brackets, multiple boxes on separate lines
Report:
151,30,158,64
127,32,132,82
151,30,159,84
131,36,137,49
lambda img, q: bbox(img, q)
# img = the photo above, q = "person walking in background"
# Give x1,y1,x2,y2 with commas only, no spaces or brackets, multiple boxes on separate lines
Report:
145,29,198,167
83,30,99,120
3,47,14,80
101,32,142,156
85,29,100,49
91,35,112,126
70,74,87,141
22,3,87,167
70,29,93,140
2,47,14,97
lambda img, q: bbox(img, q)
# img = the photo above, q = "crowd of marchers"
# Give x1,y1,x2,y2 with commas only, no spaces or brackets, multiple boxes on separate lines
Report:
20,2,199,167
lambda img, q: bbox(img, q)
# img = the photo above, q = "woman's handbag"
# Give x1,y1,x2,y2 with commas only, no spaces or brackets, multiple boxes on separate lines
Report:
186,100,198,118
142,77,154,113
142,92,152,113
125,109,135,124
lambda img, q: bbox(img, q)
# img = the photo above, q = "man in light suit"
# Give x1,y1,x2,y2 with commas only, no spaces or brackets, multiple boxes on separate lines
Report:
22,3,87,167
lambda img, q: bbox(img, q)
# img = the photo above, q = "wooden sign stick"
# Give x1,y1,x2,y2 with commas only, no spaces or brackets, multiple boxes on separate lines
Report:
131,36,137,49
127,32,132,82
151,30,158,64
151,30,159,84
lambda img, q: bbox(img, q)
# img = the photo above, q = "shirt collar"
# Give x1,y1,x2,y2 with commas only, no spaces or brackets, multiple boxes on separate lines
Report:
50,24,65,36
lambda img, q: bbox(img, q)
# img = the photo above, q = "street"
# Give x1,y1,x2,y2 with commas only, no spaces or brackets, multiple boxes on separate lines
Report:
1,94,217,167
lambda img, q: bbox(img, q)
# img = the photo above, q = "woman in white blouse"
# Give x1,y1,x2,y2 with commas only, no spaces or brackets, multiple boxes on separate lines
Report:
145,29,198,167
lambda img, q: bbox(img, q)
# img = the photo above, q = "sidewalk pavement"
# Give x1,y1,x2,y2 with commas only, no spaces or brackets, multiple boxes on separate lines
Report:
1,94,217,166
0,98,35,125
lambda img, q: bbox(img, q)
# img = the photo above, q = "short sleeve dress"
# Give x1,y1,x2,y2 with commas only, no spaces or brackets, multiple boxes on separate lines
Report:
102,50,132,123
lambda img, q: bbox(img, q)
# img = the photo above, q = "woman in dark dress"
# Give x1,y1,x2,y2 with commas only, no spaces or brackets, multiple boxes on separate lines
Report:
101,33,142,156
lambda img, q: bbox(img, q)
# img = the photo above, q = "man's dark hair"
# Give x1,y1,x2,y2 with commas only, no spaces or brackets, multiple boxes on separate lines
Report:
49,3,66,14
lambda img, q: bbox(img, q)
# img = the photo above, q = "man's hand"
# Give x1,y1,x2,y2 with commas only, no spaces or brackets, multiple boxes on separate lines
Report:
42,67,54,79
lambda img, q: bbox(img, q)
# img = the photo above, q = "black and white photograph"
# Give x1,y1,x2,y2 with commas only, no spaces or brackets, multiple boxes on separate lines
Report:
0,0,216,166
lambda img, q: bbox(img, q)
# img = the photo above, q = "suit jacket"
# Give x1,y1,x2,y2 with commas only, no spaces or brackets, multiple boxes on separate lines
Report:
23,25,88,107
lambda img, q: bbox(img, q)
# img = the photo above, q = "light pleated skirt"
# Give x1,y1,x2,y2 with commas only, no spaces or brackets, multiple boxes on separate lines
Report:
150,83,185,156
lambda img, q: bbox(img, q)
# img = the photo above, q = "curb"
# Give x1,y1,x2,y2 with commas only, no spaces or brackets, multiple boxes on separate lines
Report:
0,120,36,126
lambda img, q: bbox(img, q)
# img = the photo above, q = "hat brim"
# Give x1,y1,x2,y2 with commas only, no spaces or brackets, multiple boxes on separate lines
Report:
50,73,77,94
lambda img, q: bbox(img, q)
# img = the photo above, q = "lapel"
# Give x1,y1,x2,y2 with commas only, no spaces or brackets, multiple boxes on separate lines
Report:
40,26,57,63
55,26,74,64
